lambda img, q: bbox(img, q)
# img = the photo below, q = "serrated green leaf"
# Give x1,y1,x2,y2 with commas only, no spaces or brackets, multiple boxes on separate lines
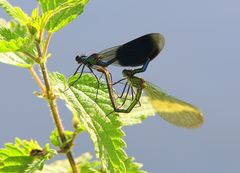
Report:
38,153,102,173
34,0,89,32
0,0,30,25
0,19,35,67
9,20,29,37
0,37,30,52
48,72,153,172
0,52,34,68
0,138,56,173
77,153,102,173
0,24,35,53
0,19,33,39
49,72,127,172
124,158,147,173
0,27,18,40
26,158,46,173
39,0,88,32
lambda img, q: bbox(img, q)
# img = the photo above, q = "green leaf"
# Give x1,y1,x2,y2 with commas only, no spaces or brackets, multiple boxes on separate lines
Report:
0,37,30,52
0,18,8,26
77,153,102,173
50,129,61,147
31,8,39,20
0,19,35,67
0,52,34,68
0,26,18,40
8,21,38,50
118,96,155,126
0,138,56,173
124,157,147,173
0,20,35,53
38,153,102,173
0,23,29,49
0,0,30,25
40,153,147,173
49,72,128,172
34,0,89,32
9,20,29,38
50,129,74,148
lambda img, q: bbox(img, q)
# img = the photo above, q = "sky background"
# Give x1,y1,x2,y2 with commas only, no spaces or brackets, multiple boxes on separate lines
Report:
1,0,240,172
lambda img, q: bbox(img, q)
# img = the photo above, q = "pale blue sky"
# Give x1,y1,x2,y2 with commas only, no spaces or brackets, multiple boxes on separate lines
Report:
1,1,240,172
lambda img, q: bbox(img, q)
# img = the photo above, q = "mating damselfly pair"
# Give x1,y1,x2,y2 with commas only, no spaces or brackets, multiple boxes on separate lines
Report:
69,33,203,128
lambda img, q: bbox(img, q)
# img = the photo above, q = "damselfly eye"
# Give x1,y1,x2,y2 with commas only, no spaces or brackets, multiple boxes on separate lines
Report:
75,55,87,63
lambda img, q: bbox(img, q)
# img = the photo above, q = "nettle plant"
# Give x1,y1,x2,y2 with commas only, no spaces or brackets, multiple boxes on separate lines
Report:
0,0,204,173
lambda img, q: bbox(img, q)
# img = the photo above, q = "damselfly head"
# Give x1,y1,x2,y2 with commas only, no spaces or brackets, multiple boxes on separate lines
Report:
75,55,87,64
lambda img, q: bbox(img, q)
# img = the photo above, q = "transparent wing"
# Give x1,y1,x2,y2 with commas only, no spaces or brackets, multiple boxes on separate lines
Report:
98,45,121,65
144,81,204,128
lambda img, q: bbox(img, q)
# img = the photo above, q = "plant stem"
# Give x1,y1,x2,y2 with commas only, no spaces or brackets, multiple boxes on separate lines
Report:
42,32,52,61
39,62,80,173
28,67,45,94
35,32,80,173
36,43,42,58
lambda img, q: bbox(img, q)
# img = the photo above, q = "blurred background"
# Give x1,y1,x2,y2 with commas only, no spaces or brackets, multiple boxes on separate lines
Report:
0,0,239,172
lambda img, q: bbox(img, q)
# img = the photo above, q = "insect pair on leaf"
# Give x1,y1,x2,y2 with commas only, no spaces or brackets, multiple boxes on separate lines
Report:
71,33,203,128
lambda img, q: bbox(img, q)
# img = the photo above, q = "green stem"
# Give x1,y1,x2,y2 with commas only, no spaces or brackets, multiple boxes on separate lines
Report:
36,43,42,58
28,67,45,94
39,62,80,173
35,33,80,173
42,32,52,61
